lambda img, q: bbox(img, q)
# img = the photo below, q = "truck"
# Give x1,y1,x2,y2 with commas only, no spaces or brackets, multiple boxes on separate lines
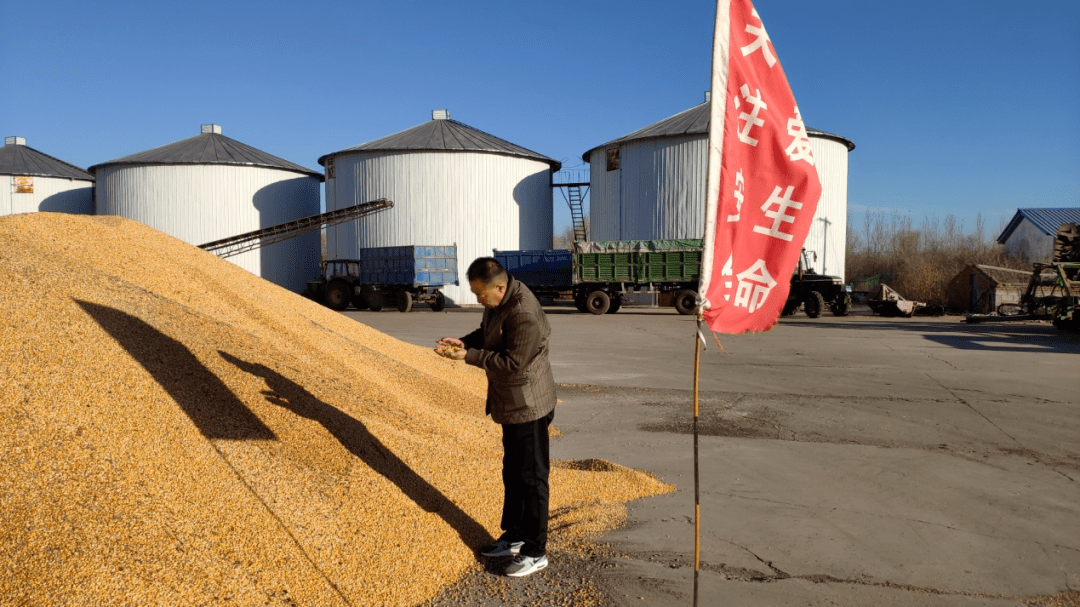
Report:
303,245,458,313
498,242,852,318
495,239,703,315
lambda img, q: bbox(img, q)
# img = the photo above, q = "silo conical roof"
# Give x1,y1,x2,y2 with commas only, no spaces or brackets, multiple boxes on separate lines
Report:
581,101,855,161
88,126,323,180
0,137,94,181
319,113,561,171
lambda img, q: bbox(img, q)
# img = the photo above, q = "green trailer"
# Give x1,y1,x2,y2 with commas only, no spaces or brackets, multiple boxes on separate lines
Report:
571,239,703,315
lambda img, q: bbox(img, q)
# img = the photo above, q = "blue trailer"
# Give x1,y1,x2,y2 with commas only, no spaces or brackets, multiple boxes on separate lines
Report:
304,245,458,312
492,249,574,296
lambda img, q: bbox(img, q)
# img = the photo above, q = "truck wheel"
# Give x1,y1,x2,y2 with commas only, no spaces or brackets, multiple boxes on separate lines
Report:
430,291,446,312
585,291,611,315
830,296,850,316
673,290,698,316
782,299,799,316
574,292,589,313
302,281,322,301
396,291,413,313
324,279,352,311
366,292,384,312
805,291,825,318
607,296,622,314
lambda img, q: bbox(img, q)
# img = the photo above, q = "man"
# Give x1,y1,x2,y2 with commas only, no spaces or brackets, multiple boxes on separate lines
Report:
435,257,557,578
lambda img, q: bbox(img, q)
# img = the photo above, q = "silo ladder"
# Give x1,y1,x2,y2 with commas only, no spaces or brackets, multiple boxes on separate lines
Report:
568,185,588,242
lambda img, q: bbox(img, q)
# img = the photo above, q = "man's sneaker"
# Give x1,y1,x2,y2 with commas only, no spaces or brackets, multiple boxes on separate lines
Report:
505,553,548,577
480,539,524,557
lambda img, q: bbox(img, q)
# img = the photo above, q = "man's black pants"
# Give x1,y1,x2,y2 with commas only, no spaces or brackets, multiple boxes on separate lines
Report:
499,410,554,558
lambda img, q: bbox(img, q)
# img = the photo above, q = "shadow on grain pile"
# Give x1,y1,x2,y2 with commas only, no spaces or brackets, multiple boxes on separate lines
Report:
0,213,671,606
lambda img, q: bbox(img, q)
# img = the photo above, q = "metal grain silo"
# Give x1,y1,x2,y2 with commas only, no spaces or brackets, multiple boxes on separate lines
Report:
89,125,323,292
1,136,94,216
319,110,560,306
583,99,855,280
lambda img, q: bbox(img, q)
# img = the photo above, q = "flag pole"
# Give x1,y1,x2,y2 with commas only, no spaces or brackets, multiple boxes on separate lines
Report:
694,0,822,600
692,317,703,607
694,0,728,603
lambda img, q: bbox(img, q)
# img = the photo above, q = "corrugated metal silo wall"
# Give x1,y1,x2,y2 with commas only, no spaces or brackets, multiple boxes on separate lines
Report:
802,138,848,282
325,151,553,306
588,135,707,241
587,148,619,241
588,133,848,283
1,176,93,216
95,164,321,292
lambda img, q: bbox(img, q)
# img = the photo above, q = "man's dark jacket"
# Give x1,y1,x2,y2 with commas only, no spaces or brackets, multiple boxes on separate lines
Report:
460,276,557,425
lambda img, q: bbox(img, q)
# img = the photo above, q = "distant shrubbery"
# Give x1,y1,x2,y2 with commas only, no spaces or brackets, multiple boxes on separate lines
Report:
553,218,590,250
845,213,1026,307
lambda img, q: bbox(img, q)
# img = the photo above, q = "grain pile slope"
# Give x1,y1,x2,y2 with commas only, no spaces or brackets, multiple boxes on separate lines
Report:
0,213,671,606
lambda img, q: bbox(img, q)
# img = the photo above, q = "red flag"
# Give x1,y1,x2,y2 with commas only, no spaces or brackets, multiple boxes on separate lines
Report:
699,0,822,334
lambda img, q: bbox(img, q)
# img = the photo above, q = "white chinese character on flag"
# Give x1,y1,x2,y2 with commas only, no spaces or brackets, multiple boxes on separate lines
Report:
740,9,776,67
733,259,777,313
784,106,814,165
734,84,767,146
752,185,803,242
721,254,734,301
726,169,745,222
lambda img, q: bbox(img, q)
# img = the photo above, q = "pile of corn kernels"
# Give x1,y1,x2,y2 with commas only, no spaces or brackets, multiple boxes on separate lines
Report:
0,213,672,606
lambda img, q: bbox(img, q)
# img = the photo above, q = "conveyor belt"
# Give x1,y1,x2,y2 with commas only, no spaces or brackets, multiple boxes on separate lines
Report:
198,199,393,258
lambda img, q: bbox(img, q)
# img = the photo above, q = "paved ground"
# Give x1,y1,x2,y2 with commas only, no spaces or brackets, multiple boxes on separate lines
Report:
345,303,1080,606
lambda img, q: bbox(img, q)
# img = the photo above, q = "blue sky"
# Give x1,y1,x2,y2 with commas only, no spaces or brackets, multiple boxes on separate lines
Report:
3,0,1078,241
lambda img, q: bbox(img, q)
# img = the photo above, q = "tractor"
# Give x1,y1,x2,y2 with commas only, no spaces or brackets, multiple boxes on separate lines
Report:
782,249,850,318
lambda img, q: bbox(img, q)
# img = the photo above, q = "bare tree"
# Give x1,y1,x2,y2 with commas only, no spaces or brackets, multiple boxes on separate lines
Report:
846,212,1020,307
552,217,589,249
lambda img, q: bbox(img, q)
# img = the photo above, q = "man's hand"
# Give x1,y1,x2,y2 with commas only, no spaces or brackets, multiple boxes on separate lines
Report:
435,337,467,360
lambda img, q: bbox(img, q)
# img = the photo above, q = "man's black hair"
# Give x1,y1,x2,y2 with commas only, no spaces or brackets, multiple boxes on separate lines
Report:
467,257,508,285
